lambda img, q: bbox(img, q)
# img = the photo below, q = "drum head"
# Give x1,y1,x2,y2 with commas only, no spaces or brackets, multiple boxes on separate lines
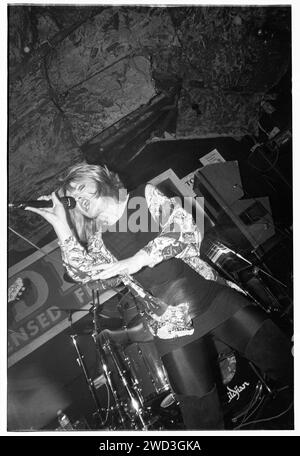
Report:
144,390,173,411
160,392,176,409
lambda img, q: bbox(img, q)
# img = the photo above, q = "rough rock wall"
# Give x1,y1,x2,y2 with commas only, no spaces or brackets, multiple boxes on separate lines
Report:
9,7,176,245
9,7,178,189
166,7,290,137
8,5,291,252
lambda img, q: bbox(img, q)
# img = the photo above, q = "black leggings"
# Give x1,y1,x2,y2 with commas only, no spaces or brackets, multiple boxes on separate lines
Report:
161,305,293,429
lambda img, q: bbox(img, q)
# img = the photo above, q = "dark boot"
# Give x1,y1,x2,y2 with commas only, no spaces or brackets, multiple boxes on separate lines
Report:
176,385,224,430
244,319,293,387
161,337,224,430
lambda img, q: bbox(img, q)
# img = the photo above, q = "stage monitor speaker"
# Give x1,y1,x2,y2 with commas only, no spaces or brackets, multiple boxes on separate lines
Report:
194,161,244,221
194,161,275,256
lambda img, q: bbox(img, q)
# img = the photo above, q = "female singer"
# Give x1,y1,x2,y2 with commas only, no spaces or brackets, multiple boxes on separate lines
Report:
26,162,293,429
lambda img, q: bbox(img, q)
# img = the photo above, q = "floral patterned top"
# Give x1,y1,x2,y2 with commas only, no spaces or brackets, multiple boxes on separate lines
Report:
59,183,219,286
58,184,243,338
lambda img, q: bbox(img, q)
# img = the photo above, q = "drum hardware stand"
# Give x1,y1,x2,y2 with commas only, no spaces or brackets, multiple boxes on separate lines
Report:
66,309,105,428
248,361,278,398
102,334,149,430
113,290,145,407
91,288,128,429
208,245,290,315
250,266,292,314
93,334,127,429
120,347,145,407
230,357,284,429
244,261,293,318
233,248,290,297
230,382,264,426
211,260,273,313
70,333,105,427
92,287,154,429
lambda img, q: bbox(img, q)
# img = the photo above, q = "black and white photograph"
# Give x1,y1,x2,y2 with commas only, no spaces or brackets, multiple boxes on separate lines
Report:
5,1,296,436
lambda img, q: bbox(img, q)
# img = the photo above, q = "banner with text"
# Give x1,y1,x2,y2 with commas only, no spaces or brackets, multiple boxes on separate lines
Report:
8,241,112,367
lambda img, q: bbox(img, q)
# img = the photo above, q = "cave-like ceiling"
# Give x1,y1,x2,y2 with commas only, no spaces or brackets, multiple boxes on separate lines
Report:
8,5,291,265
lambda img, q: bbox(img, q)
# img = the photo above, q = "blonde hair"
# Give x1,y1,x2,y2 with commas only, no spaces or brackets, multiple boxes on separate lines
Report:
59,162,125,243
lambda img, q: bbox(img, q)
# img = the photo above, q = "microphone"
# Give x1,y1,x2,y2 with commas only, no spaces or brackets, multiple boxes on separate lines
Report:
8,196,76,209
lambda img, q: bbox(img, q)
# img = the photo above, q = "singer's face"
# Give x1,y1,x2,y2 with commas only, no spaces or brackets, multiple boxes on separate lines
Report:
67,181,118,224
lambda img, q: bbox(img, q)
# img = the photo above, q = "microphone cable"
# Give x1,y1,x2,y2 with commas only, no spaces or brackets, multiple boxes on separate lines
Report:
8,225,64,267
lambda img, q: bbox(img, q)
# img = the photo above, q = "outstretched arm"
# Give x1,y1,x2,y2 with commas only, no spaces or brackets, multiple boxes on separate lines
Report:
58,233,123,288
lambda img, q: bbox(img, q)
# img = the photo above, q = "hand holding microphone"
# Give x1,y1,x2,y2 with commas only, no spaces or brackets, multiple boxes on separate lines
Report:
10,192,75,245
16,192,73,233
9,195,76,209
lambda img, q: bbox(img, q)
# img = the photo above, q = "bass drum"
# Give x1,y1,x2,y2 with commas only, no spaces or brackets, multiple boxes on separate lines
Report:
216,351,263,427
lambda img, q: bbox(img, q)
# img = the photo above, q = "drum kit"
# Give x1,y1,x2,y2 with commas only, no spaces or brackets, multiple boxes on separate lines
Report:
67,286,179,430
66,284,273,431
